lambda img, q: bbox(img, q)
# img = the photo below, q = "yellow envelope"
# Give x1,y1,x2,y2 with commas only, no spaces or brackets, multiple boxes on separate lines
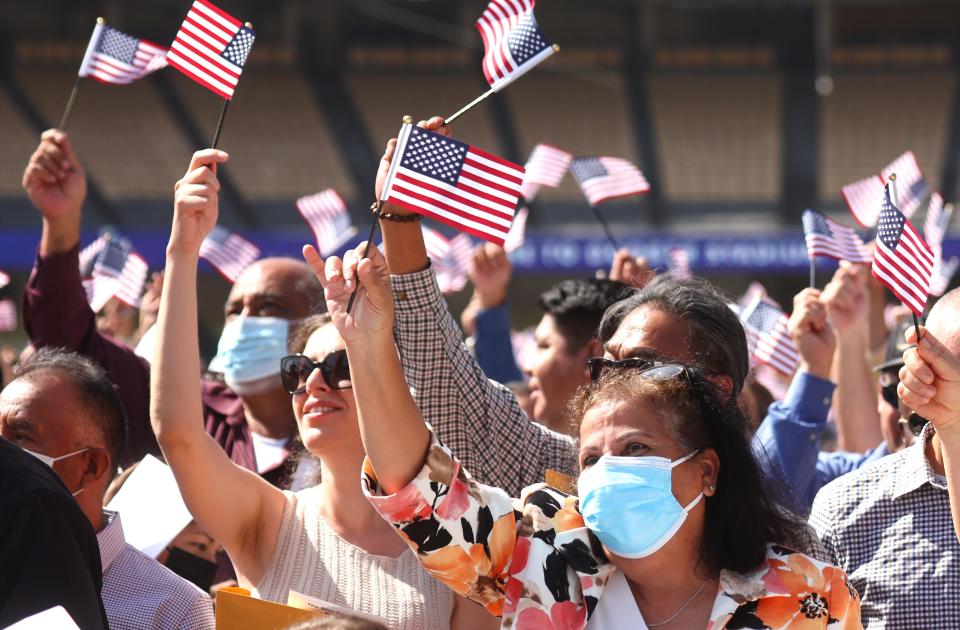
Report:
215,587,324,630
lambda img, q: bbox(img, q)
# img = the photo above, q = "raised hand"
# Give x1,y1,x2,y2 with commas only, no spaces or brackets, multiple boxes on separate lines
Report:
22,129,87,223
469,243,512,309
788,288,836,379
609,248,654,288
169,150,228,256
303,242,393,344
899,326,960,435
821,263,868,333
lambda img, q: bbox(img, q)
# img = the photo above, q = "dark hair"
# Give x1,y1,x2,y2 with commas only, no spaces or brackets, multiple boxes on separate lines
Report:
538,278,632,349
15,347,127,467
570,366,806,575
288,313,334,354
598,275,749,395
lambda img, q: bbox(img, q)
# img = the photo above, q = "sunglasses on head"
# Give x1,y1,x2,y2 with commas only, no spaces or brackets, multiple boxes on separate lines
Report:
586,357,687,383
280,351,351,395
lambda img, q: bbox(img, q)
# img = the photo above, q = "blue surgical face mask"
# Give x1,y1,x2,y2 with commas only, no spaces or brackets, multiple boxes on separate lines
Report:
208,316,289,388
577,451,703,559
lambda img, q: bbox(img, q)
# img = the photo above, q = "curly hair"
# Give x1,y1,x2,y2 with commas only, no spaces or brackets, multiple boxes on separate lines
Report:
538,278,632,350
570,366,806,575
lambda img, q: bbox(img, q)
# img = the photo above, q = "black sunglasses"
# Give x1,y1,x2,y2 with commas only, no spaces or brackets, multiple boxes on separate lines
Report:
280,351,351,395
586,357,687,383
880,381,899,409
899,412,929,437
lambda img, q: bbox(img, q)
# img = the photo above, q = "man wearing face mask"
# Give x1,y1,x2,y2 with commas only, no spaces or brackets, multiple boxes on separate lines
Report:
0,348,214,629
21,131,321,482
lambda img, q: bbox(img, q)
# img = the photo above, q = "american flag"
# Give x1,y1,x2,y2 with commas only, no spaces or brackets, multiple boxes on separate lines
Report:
166,0,255,100
570,157,650,206
801,208,872,264
78,22,168,85
200,226,260,283
89,239,148,310
521,144,572,201
475,0,556,92
841,176,885,227
872,183,935,316
740,295,799,376
666,247,691,279
881,151,928,217
930,245,959,297
422,226,473,294
381,124,524,246
296,189,358,257
79,235,109,277
0,299,16,333
923,193,951,248
503,206,528,253
738,282,769,311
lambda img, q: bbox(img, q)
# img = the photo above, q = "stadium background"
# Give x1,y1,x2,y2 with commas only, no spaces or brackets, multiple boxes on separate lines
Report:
1,0,959,352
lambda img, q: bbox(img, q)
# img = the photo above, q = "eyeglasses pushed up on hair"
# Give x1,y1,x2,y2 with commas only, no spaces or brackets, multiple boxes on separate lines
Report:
586,357,688,383
280,351,351,395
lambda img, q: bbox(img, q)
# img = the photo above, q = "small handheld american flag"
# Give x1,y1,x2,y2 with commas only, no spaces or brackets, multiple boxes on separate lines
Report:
166,0,255,100
666,247,692,280
841,176,885,228
521,144,572,201
476,0,557,92
503,207,528,253
930,245,959,297
422,226,473,294
881,151,928,218
801,208,872,264
843,152,929,227
740,294,800,377
872,182,934,316
88,238,148,311
570,157,650,207
381,124,524,246
200,226,260,283
296,189,358,257
78,21,168,85
923,193,951,248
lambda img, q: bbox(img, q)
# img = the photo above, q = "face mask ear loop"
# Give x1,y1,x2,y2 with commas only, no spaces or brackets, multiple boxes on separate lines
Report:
682,492,704,513
669,449,702,469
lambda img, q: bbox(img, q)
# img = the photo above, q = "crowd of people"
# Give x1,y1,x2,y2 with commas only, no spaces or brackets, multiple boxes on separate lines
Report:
2,115,960,630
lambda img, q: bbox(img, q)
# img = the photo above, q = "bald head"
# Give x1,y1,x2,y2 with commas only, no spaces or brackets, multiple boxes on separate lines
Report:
926,288,960,356
224,257,324,322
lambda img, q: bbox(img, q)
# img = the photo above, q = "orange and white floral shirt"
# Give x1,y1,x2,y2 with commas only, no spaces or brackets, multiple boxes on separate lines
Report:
363,433,862,630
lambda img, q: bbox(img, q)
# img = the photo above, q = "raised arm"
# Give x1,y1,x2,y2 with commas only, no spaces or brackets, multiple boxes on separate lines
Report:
822,264,882,452
151,150,284,584
21,130,156,466
899,326,960,542
466,243,524,384
376,118,575,496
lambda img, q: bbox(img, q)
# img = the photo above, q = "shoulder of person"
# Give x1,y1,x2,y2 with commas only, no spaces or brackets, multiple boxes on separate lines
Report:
812,446,912,516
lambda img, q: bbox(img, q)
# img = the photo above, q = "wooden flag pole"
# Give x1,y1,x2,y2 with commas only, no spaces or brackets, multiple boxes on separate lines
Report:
445,44,561,125
590,205,620,250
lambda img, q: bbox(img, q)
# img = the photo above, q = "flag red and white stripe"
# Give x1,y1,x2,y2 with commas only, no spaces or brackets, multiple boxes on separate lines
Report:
475,0,556,92
0,299,16,332
841,176,885,227
166,0,255,100
872,182,935,316
88,253,148,311
521,144,572,201
740,294,800,376
200,226,260,283
570,156,650,206
881,151,928,218
78,22,168,85
504,207,528,253
296,189,358,256
422,226,473,294
930,244,959,297
381,124,524,246
923,192,951,248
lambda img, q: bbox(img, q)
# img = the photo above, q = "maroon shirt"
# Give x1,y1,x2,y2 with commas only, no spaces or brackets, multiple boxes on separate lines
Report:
22,246,294,485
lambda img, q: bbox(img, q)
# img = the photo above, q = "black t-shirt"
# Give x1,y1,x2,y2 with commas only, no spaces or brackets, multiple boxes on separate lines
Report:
0,437,108,629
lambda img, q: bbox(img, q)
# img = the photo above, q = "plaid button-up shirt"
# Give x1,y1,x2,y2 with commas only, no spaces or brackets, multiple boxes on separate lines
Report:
810,423,960,628
98,511,215,630
392,267,577,498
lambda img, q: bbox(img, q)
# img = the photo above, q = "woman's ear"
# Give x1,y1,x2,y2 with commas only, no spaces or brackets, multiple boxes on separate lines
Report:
699,448,720,497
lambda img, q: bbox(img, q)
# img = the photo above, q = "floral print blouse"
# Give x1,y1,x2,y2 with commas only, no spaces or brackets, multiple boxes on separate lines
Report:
363,432,862,630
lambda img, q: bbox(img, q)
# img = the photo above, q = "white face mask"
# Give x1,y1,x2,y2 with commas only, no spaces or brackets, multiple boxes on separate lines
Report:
23,447,90,497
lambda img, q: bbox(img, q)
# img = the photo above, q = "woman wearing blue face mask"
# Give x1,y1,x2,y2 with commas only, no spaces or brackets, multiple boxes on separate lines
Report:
314,241,862,630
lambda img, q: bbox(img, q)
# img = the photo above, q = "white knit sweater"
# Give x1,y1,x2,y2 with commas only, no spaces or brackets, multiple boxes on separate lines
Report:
256,486,453,629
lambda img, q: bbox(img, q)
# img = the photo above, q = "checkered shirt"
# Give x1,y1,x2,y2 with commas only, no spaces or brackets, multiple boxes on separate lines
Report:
391,267,577,498
810,423,960,628
98,511,215,630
